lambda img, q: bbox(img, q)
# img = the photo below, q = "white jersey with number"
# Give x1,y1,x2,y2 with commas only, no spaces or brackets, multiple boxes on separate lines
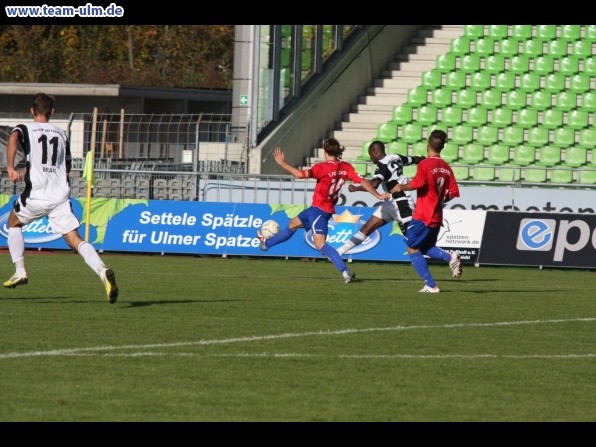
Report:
14,122,71,207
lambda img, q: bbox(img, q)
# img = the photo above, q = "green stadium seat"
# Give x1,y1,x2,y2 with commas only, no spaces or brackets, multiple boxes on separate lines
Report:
466,106,488,126
585,57,596,76
569,74,590,93
455,89,477,109
550,169,574,184
487,144,511,165
536,146,562,166
533,55,554,75
429,124,448,134
484,54,506,73
547,39,568,58
567,110,589,129
504,90,527,110
491,107,513,128
528,91,552,111
431,87,453,108
544,73,566,93
578,170,596,185
472,165,496,182
502,126,524,147
403,165,417,179
527,127,550,147
572,40,592,58
509,54,530,74
555,91,578,111
499,38,520,57
511,145,536,166
476,125,499,146
536,25,556,40
451,165,470,180
498,165,521,181
402,123,424,143
464,25,484,38
410,141,427,157
494,72,516,91
451,125,474,146
519,72,541,92
488,25,508,40
352,162,368,176
445,71,466,90
563,146,588,168
474,37,495,55
416,105,438,126
479,90,502,109
511,25,533,40
470,71,491,90
435,53,457,72
406,87,428,107
441,106,463,126
585,25,596,42
376,122,398,143
460,54,481,72
391,105,413,125
460,143,484,165
559,56,579,75
552,128,576,148
386,140,409,155
440,143,459,163
450,36,471,56
421,69,443,89
541,109,564,129
522,38,544,57
581,91,596,111
560,25,581,41
524,166,548,183
360,140,374,158
517,108,539,128
578,129,596,148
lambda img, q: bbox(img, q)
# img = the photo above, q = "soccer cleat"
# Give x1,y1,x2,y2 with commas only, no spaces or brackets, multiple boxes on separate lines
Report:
3,273,28,289
342,269,356,284
449,252,463,278
419,285,440,293
101,268,119,304
256,230,268,251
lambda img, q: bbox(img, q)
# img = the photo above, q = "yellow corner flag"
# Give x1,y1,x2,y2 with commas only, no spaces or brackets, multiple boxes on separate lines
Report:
83,150,94,242
82,150,95,187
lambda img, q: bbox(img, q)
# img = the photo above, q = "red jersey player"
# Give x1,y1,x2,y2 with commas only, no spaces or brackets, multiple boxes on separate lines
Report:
257,138,390,283
391,129,463,293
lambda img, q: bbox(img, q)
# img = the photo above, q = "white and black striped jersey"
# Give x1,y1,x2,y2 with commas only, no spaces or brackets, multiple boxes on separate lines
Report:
372,153,425,220
13,122,71,207
372,154,424,191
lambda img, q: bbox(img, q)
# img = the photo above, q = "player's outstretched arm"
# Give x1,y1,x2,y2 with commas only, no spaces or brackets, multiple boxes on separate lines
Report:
273,146,305,179
360,178,390,201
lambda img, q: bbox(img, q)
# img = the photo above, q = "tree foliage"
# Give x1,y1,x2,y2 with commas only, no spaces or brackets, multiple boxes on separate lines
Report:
0,25,234,89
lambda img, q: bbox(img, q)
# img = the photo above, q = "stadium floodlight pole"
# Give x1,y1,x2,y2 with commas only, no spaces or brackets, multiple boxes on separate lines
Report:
84,107,98,242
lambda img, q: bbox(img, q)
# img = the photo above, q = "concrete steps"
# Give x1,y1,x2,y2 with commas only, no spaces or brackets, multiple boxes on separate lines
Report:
302,25,465,169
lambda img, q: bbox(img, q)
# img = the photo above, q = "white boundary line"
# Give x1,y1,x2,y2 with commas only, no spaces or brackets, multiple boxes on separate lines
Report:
1,317,594,360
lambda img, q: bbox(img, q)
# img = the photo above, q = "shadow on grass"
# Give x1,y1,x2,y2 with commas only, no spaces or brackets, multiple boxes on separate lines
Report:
128,299,242,308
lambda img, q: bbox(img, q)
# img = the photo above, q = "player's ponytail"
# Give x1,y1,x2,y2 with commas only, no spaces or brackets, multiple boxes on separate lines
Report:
323,138,345,159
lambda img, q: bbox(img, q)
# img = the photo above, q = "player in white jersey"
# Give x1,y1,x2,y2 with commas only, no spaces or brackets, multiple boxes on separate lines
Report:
3,93,119,303
337,140,425,256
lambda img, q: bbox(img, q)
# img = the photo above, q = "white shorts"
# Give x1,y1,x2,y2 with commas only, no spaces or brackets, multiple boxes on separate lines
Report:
373,199,399,221
14,197,80,235
372,199,411,222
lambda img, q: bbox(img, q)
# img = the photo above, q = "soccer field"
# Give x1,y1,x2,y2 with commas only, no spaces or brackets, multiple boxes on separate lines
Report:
0,251,594,422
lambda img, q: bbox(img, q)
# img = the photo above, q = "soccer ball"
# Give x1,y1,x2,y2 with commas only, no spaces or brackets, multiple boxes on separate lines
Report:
259,219,280,239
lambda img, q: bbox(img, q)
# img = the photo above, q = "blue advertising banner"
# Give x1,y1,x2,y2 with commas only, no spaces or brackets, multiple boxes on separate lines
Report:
0,194,98,250
0,195,411,262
